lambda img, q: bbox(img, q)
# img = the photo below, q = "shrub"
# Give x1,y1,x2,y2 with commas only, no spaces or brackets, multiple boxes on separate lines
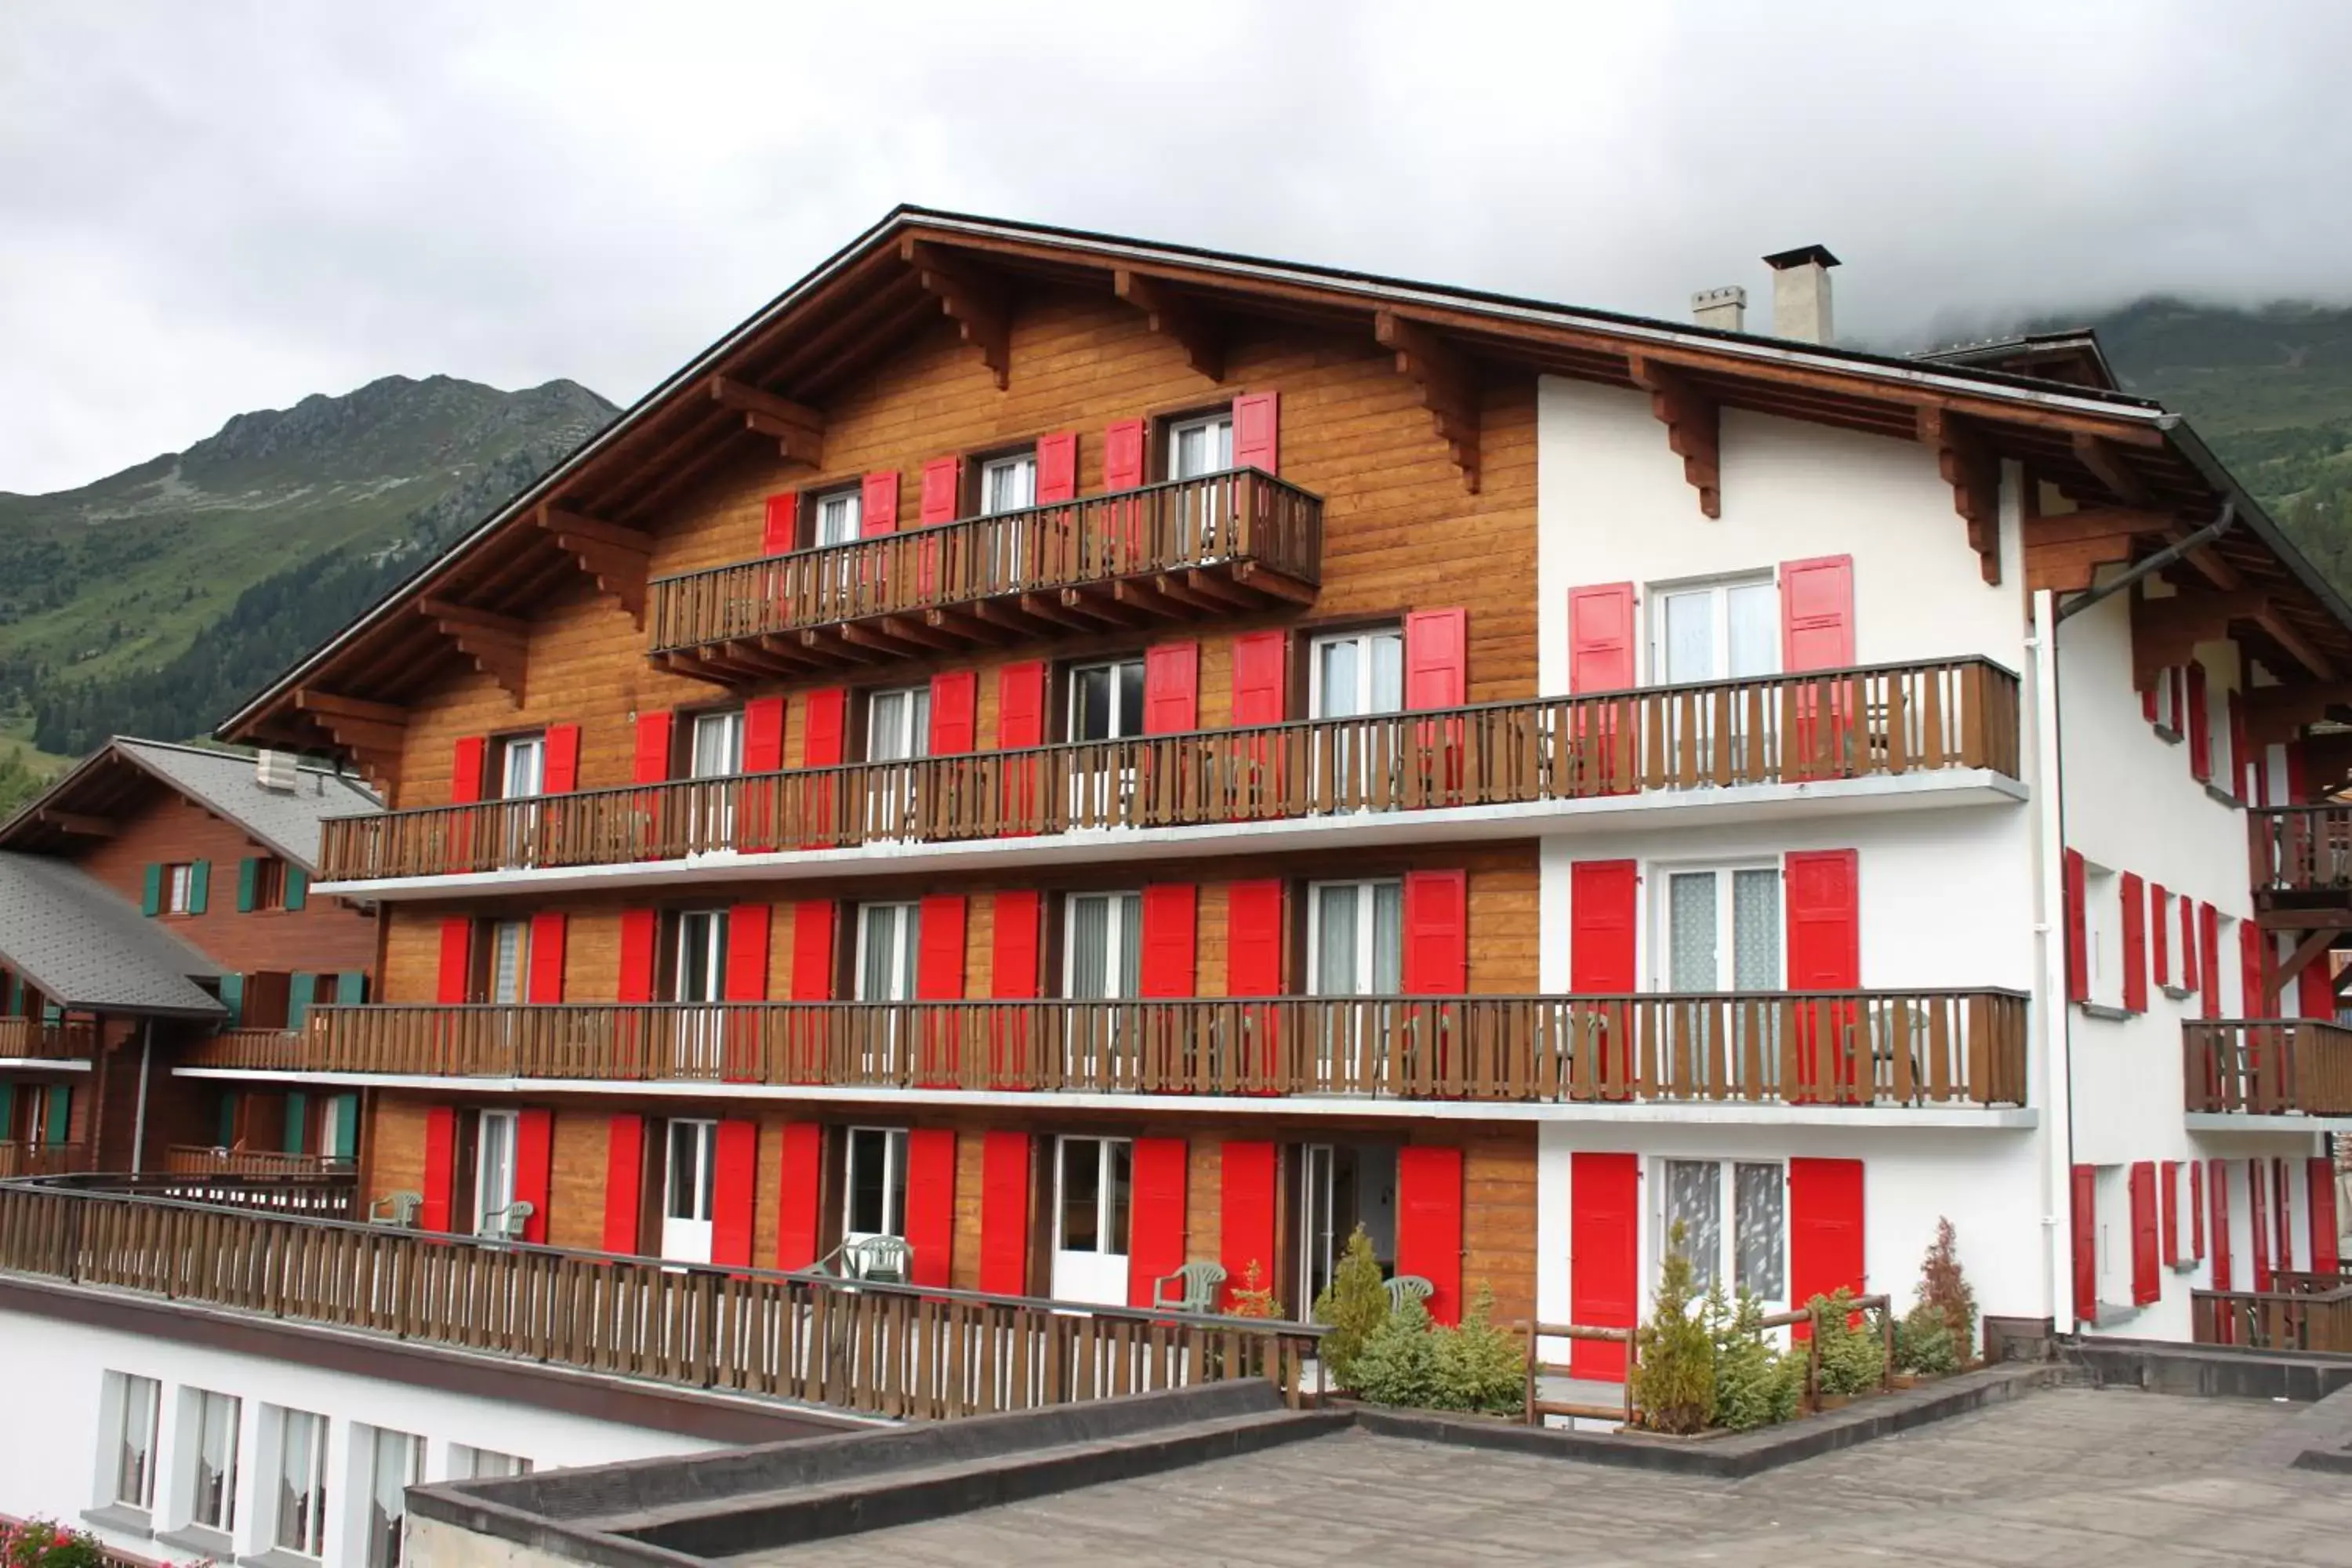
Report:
1310,1225,1390,1390
1893,1309,1961,1376
1707,1285,1802,1432
1,1519,107,1568
1349,1297,1442,1406
1631,1222,1715,1434
1914,1217,1978,1363
1431,1285,1526,1416
1809,1288,1888,1396
1229,1258,1284,1321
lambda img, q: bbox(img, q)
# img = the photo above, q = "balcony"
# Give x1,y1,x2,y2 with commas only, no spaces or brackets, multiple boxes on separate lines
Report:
647,468,1323,675
2183,1018,2352,1118
2193,1271,2352,1351
316,656,2023,886
160,1144,350,1178
0,1142,84,1178
2250,804,2352,908
182,990,2030,1111
0,1016,96,1064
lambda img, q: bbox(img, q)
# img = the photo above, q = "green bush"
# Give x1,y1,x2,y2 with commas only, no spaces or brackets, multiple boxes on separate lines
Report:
1630,1223,1715,1433
0,1519,107,1568
1809,1288,1888,1396
1893,1309,1961,1376
1348,1286,1526,1415
1349,1297,1443,1406
1913,1217,1978,1363
1706,1286,1802,1432
1311,1225,1391,1390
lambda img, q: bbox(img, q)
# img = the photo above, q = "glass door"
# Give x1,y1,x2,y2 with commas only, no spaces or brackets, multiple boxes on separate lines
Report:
498,734,546,867
661,1119,717,1264
1652,577,1777,774
1309,629,1404,806
1169,412,1235,557
842,1125,909,1252
1297,1144,1399,1316
1063,891,1141,1081
1661,865,1782,1091
673,909,728,1076
474,1109,518,1238
865,685,930,839
1051,1135,1133,1305
689,708,746,848
1067,658,1145,825
855,902,919,1076
1308,880,1403,1085
982,452,1037,588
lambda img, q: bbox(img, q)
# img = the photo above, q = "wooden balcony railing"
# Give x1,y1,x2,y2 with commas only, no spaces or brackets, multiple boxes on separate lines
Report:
2182,1019,2352,1115
2250,805,2352,898
0,1142,84,1178
317,656,2021,882
183,990,2030,1109
40,1168,357,1221
2192,1279,2352,1351
0,1184,1323,1417
648,467,1324,668
162,1145,352,1178
0,1016,96,1061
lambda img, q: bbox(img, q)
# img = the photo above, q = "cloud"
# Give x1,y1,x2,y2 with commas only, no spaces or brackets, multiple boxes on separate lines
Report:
4,0,2350,493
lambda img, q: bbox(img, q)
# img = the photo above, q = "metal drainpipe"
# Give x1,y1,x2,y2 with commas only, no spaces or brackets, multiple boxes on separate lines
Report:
129,1018,153,1175
2026,589,2074,1338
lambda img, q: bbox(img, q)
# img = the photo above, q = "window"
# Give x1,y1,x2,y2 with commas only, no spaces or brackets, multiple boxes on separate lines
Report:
165,862,195,916
486,918,530,1005
475,1109,519,1238
2082,860,2120,1009
866,685,931,763
2151,667,2180,737
1661,866,1781,992
1068,658,1145,743
107,1372,161,1510
812,486,862,547
271,1408,328,1558
1308,880,1403,996
1065,892,1142,999
664,1120,717,1231
690,709,746,779
178,1388,240,1534
1650,575,1777,686
980,452,1036,515
1660,1158,1786,1305
844,1125,909,1241
1308,628,1404,720
1057,1136,1133,1255
1168,412,1233,479
855,902,920,1003
497,733,546,800
673,909,728,1004
359,1427,423,1568
250,856,289,910
452,1446,532,1479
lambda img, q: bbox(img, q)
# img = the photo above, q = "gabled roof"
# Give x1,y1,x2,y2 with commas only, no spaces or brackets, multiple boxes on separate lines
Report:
212,205,2352,760
0,737,381,869
0,852,225,1018
1917,331,2122,392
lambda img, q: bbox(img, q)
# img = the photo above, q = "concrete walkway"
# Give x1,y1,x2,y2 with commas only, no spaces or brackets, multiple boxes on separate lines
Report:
769,1387,2352,1566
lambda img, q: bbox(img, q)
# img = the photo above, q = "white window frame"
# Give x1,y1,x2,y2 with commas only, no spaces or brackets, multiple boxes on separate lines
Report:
1304,878,1403,996
450,1445,533,1479
1062,891,1142,1000
1653,859,1784,993
178,1386,241,1535
844,1124,909,1243
103,1370,161,1511
354,1425,424,1568
980,452,1037,516
690,709,746,779
866,684,931,764
1307,626,1404,721
267,1406,330,1559
673,909,729,1004
475,1109,520,1239
499,734,546,800
813,486,862,547
1646,572,1778,688
854,902,920,1003
664,1118,717,1225
2082,858,2121,1010
1067,657,1147,744
1654,1156,1789,1311
487,918,531,1006
2152,667,2180,736
1167,412,1234,479
166,862,194,916
1054,1134,1134,1257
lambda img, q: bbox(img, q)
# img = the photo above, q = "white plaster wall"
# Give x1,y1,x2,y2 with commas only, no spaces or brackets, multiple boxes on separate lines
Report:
0,1308,716,1566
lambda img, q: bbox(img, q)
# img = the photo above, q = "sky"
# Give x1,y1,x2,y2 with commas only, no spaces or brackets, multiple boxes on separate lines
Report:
4,0,2350,496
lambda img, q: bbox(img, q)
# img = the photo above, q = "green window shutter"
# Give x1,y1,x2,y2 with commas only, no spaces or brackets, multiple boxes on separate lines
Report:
5,976,20,1014
42,1084,68,1146
0,1083,13,1140
187,860,210,915
335,971,365,1005
285,867,309,913
330,1093,359,1160
216,1091,237,1147
141,863,162,917
283,1091,309,1155
219,973,245,1027
236,858,259,913
287,972,314,1031
41,1002,61,1026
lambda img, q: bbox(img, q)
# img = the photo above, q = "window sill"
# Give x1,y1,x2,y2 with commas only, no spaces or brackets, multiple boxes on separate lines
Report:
2203,783,2244,810
2077,1002,2136,1022
2170,1259,2201,1276
239,1549,323,1568
2087,1300,2146,1330
2153,724,2183,745
157,1525,232,1559
2161,984,2195,1001
80,1505,151,1539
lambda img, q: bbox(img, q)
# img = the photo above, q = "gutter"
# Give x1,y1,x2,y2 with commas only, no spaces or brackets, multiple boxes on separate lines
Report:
2155,417,2352,634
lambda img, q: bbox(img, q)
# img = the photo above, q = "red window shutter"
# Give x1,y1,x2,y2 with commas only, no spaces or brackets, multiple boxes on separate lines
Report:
2182,896,2201,992
1140,884,1197,997
919,456,962,526
761,492,797,555
526,912,567,1004
1229,630,1288,725
2288,740,2312,804
996,662,1047,748
2311,1157,2341,1276
1036,432,1078,503
2277,1156,2295,1269
543,724,581,793
1785,849,1861,990
1403,608,1468,710
2063,850,2088,1004
602,1114,644,1255
2199,903,2221,1020
2191,1160,2207,1262
618,909,658,1004
1396,1145,1465,1326
1569,1152,1639,1379
928,670,978,756
515,1108,554,1245
2302,952,2337,1021
451,736,486,805
1125,1137,1188,1307
744,696,786,773
2151,884,2170,988
775,1123,823,1269
2161,1160,2181,1268
2120,873,2147,1013
917,895,966,998
1219,1141,1279,1309
2230,691,2251,803
420,1106,458,1233
905,1128,956,1287
711,1119,757,1268
632,711,673,783
978,1131,1032,1294
789,902,836,1000
1570,861,1639,991
2129,1161,2160,1307
1780,555,1856,672
2208,1160,2230,1290
990,891,1042,998
2187,662,2212,781
2070,1164,2097,1322
859,470,898,535
1790,1157,1866,1336
1400,869,1468,996
2241,921,2267,1021
436,917,473,1004
2250,1158,2273,1290
801,688,848,768
1143,641,1200,734
2142,682,2158,724
1225,881,1284,995
1103,419,1147,492
724,903,771,1000
1232,391,1279,474
1567,583,1638,693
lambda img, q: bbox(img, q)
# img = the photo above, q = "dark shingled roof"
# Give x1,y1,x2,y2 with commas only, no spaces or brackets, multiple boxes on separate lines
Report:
0,852,225,1018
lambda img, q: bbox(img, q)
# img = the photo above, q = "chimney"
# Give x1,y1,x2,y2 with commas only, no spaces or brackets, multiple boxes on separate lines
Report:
1690,286,1747,333
256,749,299,793
1762,245,1840,344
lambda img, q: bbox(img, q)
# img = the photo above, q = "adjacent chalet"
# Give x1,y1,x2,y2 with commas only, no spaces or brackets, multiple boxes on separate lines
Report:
8,209,2352,1548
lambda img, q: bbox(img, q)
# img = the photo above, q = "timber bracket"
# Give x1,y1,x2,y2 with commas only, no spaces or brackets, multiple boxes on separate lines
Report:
1115,270,1224,382
1917,408,2002,584
1627,354,1719,518
902,239,1011,390
292,689,405,790
708,376,824,465
416,597,528,706
538,504,651,627
1377,311,1482,495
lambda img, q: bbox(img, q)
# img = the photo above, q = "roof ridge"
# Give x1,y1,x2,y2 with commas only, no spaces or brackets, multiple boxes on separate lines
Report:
114,734,362,781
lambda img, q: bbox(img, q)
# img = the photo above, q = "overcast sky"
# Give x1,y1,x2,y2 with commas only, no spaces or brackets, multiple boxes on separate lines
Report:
4,0,2349,495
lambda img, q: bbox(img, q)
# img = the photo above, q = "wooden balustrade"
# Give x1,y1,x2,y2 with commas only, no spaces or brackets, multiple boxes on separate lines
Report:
2192,1283,2352,1352
317,656,2021,883
2249,804,2352,896
0,1142,84,1178
0,1016,97,1060
2182,1019,2352,1115
646,468,1324,660
162,1145,352,1178
0,1184,1322,1417
183,990,2030,1109
56,1168,358,1221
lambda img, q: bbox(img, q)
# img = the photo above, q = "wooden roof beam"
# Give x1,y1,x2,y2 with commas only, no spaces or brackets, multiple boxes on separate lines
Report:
901,239,1011,390
2130,586,2270,688
1626,353,1717,518
35,810,114,838
1378,312,1483,495
1113,269,1225,382
2245,680,2352,746
2072,431,2154,508
291,688,405,788
537,505,650,626
710,376,824,465
1917,408,2002,584
2256,607,2338,681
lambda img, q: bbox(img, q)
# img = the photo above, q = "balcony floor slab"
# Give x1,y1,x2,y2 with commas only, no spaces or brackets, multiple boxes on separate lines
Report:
316,768,2027,901
0,1058,89,1073
2185,1112,2352,1135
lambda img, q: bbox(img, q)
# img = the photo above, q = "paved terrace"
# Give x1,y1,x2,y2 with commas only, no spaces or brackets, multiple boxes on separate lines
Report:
776,1388,2352,1566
